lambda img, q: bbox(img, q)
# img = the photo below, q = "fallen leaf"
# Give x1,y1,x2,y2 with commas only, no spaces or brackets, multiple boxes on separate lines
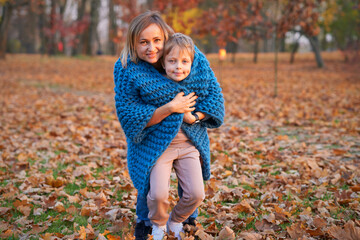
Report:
233,199,255,213
237,231,262,240
287,222,307,239
195,229,214,240
54,201,66,213
328,221,360,240
217,226,235,240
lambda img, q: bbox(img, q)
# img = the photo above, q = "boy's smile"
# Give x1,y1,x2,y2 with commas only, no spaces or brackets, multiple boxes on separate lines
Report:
163,46,192,82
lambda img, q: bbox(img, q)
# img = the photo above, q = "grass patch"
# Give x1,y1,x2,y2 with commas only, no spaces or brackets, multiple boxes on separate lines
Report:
54,149,69,155
27,158,36,166
271,170,281,176
64,182,82,196
53,162,69,179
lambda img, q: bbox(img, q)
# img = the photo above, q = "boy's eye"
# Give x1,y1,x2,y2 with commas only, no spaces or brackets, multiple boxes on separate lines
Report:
140,41,147,45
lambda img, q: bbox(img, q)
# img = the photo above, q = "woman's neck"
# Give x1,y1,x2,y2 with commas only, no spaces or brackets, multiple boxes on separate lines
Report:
151,61,163,72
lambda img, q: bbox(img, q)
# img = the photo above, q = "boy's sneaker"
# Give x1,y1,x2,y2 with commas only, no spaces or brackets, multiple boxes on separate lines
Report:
167,219,184,240
134,221,152,240
151,224,167,240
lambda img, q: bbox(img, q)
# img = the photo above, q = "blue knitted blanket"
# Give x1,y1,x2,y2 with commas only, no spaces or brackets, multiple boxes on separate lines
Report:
113,47,225,197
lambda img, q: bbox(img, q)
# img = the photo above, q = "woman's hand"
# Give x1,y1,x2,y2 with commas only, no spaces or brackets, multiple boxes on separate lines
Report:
183,112,196,124
169,92,197,113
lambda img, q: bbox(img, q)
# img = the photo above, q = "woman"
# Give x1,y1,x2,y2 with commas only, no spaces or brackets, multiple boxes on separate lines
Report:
113,11,224,239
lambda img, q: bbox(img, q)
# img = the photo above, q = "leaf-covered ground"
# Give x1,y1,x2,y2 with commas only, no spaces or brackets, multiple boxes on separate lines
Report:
0,52,359,240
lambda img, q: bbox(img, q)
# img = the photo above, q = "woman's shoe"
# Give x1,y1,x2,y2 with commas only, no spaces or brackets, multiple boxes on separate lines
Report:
134,221,152,240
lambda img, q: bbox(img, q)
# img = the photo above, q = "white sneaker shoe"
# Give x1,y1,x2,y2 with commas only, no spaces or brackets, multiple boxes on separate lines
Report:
151,224,167,240
167,218,184,240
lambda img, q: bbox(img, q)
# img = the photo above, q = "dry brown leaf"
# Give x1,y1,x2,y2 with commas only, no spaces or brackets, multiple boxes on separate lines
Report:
77,226,86,240
313,217,327,229
287,222,307,239
40,233,53,240
80,203,98,217
0,229,15,238
237,231,262,240
54,201,66,213
85,223,96,239
328,221,360,240
350,185,360,192
27,225,48,235
195,229,214,240
217,226,235,240
0,207,11,215
68,194,81,203
233,199,255,213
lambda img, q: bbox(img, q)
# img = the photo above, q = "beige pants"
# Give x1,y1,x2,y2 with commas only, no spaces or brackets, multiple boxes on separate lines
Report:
147,129,205,226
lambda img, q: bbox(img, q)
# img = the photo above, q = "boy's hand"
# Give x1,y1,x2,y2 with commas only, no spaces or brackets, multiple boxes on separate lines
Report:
183,112,196,124
168,92,197,113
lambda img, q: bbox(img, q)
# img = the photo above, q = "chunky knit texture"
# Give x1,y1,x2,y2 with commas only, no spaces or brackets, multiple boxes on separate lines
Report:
113,47,225,197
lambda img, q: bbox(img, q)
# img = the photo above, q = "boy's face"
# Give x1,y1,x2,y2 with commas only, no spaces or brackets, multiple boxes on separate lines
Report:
163,46,192,82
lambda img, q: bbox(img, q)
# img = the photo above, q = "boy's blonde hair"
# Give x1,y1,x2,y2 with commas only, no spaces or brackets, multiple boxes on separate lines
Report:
163,33,195,62
120,11,174,67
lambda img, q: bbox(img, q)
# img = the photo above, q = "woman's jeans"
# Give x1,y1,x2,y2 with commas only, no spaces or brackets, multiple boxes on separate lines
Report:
136,185,199,225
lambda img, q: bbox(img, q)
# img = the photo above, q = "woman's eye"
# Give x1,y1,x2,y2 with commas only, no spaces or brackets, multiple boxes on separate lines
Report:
155,39,161,43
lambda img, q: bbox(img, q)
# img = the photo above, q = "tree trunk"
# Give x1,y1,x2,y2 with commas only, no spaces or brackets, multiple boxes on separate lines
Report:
38,2,47,55
253,39,259,63
273,0,279,98
86,0,100,55
231,43,238,63
74,0,88,55
263,35,268,52
0,3,13,59
290,41,299,64
308,35,324,68
108,0,117,55
279,37,285,52
27,3,37,53
59,0,68,55
48,0,57,55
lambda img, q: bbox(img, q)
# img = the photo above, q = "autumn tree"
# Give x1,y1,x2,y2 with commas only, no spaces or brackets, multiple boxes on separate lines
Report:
276,0,325,67
321,0,360,62
242,0,271,63
110,0,142,55
0,0,29,59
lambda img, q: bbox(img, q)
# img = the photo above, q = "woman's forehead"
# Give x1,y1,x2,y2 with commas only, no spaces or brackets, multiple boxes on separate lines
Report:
139,24,164,39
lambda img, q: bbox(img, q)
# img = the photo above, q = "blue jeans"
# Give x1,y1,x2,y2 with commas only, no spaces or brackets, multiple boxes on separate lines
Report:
136,185,199,225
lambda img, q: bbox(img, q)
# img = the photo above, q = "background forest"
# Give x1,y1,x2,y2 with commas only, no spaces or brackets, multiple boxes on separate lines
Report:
0,0,360,240
1,0,359,65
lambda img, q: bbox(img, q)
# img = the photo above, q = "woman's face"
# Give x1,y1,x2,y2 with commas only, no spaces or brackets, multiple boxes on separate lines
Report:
136,24,164,65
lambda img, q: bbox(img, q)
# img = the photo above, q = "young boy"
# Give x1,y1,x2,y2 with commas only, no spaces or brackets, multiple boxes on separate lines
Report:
147,33,205,240
162,33,204,125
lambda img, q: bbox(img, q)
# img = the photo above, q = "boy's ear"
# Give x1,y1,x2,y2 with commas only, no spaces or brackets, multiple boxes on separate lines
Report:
161,59,165,69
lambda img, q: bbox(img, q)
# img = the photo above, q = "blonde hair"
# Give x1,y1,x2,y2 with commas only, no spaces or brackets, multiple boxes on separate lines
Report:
163,33,195,62
120,11,174,67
